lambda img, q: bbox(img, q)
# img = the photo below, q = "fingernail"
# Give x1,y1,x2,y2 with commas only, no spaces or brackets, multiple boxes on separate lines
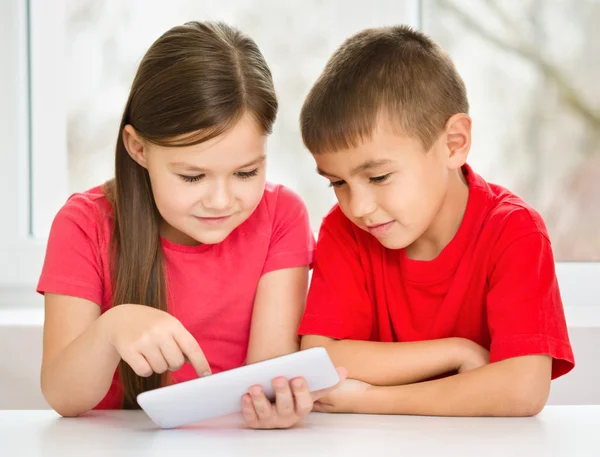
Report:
250,387,262,396
202,371,212,377
293,379,303,389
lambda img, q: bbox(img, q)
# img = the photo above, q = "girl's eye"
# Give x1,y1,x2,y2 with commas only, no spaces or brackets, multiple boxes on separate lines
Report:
328,180,346,188
369,173,392,184
235,169,259,179
178,174,205,183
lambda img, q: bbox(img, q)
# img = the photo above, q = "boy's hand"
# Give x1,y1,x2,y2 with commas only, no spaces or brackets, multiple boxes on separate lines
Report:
312,378,372,413
241,367,347,429
457,339,490,373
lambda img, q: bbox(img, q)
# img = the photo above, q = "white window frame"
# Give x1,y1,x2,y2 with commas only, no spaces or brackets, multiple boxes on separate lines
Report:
1,0,598,308
0,0,47,294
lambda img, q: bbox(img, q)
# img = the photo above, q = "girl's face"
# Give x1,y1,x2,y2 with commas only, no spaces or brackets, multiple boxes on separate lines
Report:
124,113,267,245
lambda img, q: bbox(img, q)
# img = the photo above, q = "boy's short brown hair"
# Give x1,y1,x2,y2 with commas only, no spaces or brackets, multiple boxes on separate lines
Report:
300,25,469,154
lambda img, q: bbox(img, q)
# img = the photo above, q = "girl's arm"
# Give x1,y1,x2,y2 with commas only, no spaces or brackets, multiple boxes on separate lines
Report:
245,266,309,363
41,293,210,417
242,265,349,430
40,293,120,416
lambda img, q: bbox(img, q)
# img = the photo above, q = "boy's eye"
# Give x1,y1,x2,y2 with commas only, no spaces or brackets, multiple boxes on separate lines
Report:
178,174,205,183
328,180,346,188
369,173,392,184
235,169,259,179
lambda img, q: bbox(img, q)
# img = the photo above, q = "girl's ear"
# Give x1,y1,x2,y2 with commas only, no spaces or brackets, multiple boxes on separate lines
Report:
122,125,149,169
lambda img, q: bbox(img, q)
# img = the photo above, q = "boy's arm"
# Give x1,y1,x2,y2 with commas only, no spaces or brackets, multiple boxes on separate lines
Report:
301,335,490,386
316,354,551,417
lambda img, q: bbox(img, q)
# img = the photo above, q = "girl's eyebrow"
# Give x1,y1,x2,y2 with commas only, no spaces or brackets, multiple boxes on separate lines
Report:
169,155,266,172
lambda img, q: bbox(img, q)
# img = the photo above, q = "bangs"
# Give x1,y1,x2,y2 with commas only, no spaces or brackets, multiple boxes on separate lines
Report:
301,86,413,154
141,108,245,148
299,25,468,155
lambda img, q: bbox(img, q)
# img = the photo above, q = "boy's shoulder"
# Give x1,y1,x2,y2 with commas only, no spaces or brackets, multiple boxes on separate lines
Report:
479,176,550,250
317,166,552,254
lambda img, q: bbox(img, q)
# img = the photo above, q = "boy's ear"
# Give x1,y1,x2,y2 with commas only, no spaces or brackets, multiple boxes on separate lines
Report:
444,113,471,170
122,124,149,169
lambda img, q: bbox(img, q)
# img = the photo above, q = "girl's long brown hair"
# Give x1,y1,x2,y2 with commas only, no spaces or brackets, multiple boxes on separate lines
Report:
103,21,277,409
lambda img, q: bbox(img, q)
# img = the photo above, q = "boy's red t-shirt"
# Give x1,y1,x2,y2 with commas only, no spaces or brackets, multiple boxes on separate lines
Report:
37,182,315,408
299,165,574,379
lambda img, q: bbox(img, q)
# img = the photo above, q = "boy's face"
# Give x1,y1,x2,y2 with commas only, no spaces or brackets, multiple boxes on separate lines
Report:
313,119,466,251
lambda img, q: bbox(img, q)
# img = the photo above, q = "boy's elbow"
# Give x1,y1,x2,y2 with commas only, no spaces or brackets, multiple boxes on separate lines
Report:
511,388,548,417
509,364,551,417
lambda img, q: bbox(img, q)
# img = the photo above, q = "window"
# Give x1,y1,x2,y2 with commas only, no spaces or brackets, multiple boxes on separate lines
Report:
423,0,600,262
0,0,46,293
30,0,420,237
422,0,600,306
1,0,597,308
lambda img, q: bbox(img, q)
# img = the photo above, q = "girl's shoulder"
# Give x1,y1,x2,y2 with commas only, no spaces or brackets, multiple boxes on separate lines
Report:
59,184,112,217
52,184,114,242
259,182,308,220
235,182,311,243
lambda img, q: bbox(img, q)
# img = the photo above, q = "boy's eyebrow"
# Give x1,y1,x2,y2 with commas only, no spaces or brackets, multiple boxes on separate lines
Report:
316,167,340,179
170,155,266,172
350,159,393,176
317,159,393,179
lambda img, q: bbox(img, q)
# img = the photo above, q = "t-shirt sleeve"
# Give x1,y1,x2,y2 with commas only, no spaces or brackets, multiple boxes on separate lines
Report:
298,210,373,340
261,186,315,275
486,215,575,379
36,198,104,307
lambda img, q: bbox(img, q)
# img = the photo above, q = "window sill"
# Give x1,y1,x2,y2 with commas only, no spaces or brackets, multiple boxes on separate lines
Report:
0,288,599,328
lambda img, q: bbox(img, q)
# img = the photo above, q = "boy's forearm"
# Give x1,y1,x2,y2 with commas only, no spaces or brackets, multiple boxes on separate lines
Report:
356,355,552,417
41,313,121,417
302,335,476,386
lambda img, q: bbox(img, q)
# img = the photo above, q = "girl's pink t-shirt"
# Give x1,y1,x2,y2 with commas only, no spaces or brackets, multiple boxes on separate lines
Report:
37,182,315,409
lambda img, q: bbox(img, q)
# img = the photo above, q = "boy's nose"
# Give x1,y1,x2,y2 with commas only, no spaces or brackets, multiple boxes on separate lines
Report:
348,190,376,219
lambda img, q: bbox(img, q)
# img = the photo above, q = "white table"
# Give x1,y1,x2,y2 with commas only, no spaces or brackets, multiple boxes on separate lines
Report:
1,407,599,456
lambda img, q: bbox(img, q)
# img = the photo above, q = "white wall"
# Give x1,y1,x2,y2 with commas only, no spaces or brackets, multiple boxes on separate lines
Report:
1,308,598,410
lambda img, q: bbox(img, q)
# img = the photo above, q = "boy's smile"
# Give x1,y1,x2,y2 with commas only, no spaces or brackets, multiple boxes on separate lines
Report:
313,116,470,260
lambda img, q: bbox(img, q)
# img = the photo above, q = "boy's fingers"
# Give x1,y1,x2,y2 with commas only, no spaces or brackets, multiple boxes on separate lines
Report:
311,367,348,401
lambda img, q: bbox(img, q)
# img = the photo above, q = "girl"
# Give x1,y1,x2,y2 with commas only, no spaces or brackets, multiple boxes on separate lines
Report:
37,21,345,430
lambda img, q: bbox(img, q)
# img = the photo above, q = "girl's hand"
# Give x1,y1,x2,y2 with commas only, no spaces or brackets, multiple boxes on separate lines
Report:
241,367,348,429
103,304,211,377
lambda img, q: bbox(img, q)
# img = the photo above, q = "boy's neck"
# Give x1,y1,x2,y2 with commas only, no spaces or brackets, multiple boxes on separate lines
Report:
405,168,469,261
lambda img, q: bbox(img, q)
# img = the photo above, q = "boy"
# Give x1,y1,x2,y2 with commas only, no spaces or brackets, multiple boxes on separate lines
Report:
298,25,574,417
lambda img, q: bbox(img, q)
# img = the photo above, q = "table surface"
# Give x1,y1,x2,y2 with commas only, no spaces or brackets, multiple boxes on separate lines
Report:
1,406,599,457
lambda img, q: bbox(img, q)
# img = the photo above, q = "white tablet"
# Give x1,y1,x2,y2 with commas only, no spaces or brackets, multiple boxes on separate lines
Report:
137,347,339,429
